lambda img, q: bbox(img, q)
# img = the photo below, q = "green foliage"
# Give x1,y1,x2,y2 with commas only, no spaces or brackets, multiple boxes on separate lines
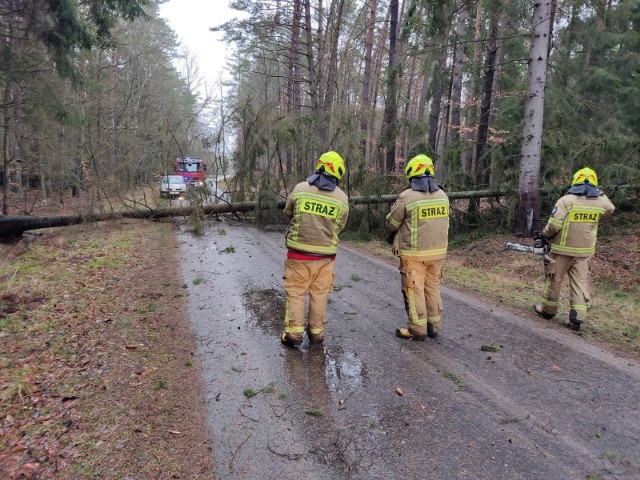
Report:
42,0,148,81
243,388,257,398
304,408,323,417
255,178,282,227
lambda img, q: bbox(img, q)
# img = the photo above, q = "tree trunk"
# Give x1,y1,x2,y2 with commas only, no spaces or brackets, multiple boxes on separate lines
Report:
416,57,432,124
369,6,391,172
360,0,378,161
304,0,319,116
2,85,10,216
474,18,498,188
427,27,450,153
287,0,302,115
462,2,482,176
380,0,399,173
316,0,326,111
514,0,552,236
0,190,511,237
323,0,346,119
450,0,468,146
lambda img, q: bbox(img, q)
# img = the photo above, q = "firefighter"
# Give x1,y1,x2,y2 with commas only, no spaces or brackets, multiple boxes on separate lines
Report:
280,151,350,347
533,167,615,330
386,155,450,341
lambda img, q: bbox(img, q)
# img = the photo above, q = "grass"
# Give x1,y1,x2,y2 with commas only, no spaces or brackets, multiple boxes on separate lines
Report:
499,416,520,424
343,234,640,359
442,370,465,388
278,390,289,399
243,388,257,398
153,380,167,391
481,345,502,352
261,382,277,394
0,220,215,478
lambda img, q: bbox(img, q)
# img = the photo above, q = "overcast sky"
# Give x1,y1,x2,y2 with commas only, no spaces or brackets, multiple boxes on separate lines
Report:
159,0,239,92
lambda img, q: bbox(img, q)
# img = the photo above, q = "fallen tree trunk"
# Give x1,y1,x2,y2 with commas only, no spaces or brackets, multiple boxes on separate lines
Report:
0,190,508,238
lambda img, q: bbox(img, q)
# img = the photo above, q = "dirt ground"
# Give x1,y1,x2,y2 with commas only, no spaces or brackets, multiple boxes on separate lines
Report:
0,218,215,479
1,191,638,478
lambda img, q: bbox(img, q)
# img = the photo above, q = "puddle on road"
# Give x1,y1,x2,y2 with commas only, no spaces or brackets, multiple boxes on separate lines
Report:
243,288,367,394
242,288,285,334
324,347,364,392
282,345,366,395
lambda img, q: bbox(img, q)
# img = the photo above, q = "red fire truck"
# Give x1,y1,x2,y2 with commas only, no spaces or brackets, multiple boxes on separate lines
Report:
175,157,206,186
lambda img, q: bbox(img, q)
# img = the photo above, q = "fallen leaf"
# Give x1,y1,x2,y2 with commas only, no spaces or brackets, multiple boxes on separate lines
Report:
169,430,182,435
549,365,562,372
395,387,403,396
420,404,428,410
125,344,138,350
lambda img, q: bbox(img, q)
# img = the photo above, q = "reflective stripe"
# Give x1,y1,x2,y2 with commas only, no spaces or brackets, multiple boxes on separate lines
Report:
409,318,428,326
559,213,571,246
427,315,441,322
285,325,305,334
308,326,324,334
284,298,305,334
388,217,401,228
399,247,448,258
287,239,338,255
571,304,588,311
551,244,595,255
406,289,418,322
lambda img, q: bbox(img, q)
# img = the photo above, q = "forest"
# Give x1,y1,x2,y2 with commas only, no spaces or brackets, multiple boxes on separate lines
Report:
1,0,639,236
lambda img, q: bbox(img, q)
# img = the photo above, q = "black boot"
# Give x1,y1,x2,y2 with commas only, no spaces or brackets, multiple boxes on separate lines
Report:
396,328,426,341
427,323,439,339
533,304,555,320
280,331,302,348
568,309,582,331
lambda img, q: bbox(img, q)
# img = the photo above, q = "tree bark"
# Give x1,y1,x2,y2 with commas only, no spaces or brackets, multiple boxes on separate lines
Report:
380,0,399,173
462,2,482,176
360,0,378,161
427,26,450,154
514,0,552,236
0,189,511,237
473,18,498,188
287,0,303,115
322,0,346,118
450,0,468,146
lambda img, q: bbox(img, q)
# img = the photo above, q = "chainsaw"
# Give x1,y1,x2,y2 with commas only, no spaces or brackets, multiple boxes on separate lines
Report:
505,230,549,255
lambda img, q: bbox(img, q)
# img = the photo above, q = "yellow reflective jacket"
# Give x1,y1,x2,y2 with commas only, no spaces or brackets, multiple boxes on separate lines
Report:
284,182,349,255
386,188,449,260
543,193,615,257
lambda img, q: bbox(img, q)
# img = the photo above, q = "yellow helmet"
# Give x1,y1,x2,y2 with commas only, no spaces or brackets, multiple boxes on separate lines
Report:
315,151,346,180
405,154,435,179
572,167,598,187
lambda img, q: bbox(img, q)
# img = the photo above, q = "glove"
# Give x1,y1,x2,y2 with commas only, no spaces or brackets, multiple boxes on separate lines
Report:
386,231,397,245
532,230,548,255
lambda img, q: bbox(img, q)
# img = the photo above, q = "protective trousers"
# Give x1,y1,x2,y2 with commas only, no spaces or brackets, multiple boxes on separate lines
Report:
541,253,591,321
283,257,335,342
399,257,444,336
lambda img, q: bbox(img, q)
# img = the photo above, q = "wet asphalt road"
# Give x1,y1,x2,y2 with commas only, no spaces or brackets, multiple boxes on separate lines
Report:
178,221,640,480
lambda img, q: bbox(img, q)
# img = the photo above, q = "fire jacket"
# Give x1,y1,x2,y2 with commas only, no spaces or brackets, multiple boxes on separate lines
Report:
386,188,449,260
284,182,349,255
543,193,615,257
